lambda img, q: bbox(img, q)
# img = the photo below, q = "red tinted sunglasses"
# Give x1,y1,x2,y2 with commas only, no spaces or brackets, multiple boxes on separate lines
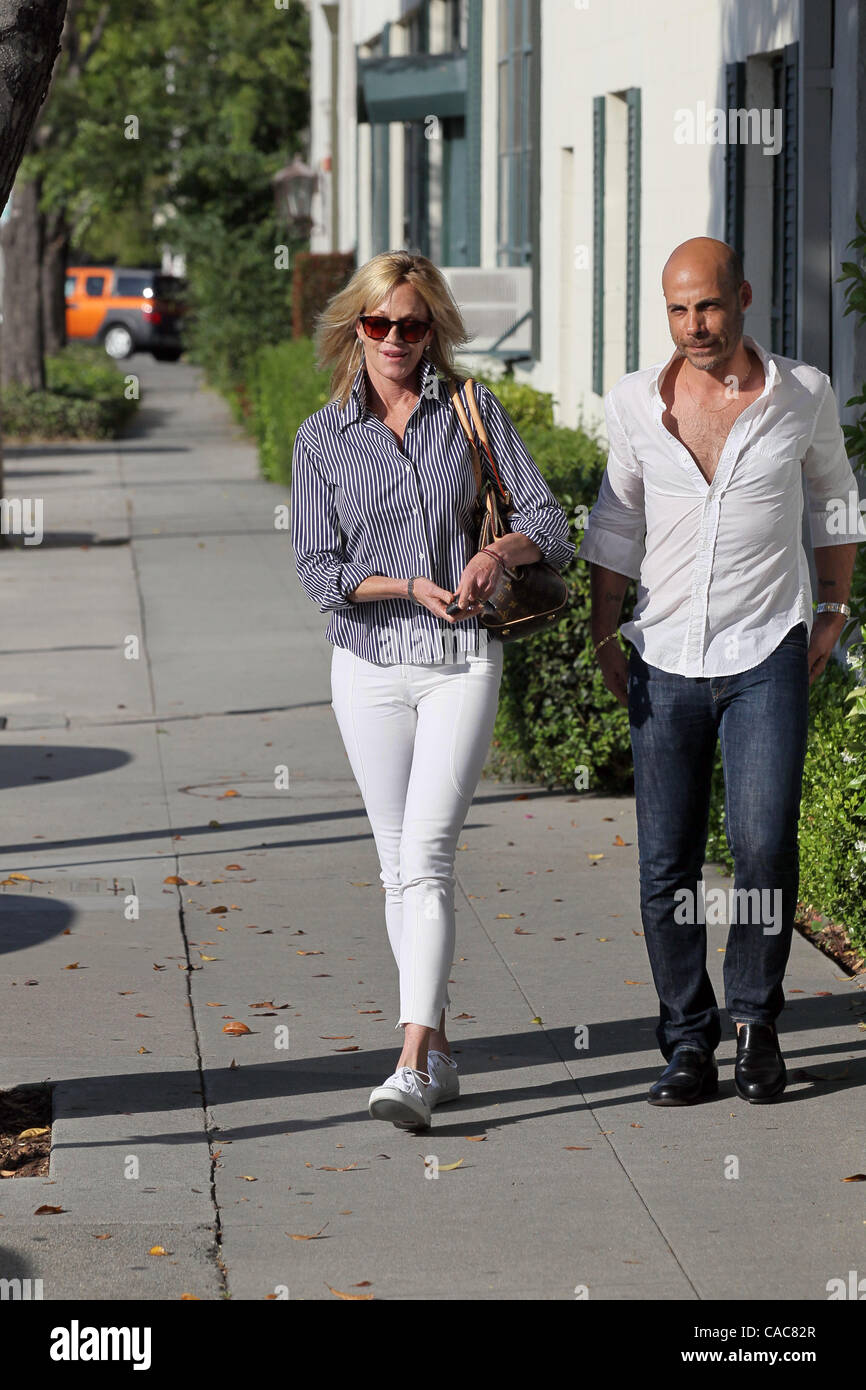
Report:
359,314,433,344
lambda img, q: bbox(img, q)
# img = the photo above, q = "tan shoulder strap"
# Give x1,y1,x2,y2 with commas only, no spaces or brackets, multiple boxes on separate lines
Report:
447,375,510,503
447,375,483,495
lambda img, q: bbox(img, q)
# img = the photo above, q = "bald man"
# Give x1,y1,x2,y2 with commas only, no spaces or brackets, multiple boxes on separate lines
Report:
580,237,862,1105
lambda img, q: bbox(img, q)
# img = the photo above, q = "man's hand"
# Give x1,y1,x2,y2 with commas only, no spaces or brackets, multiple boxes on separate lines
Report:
807,612,846,685
598,640,629,708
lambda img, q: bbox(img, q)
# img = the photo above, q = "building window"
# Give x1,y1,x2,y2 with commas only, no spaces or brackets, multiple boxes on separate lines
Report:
405,2,429,55
403,120,430,254
593,87,641,393
496,0,537,267
445,0,469,51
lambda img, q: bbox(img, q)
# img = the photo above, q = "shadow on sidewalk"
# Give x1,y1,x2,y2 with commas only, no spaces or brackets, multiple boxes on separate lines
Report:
37,995,866,1149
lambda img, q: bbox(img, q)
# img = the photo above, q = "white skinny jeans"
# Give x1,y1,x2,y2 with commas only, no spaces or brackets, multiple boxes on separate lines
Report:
330,637,503,1030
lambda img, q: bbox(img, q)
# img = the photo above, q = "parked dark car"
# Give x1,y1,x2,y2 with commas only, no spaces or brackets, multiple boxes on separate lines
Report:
65,266,186,360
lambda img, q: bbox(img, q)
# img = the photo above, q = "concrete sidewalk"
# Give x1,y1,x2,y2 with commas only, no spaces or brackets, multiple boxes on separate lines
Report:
0,358,863,1302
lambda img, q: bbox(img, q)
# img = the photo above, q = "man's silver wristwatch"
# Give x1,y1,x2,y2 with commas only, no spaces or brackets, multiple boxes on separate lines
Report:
815,601,851,618
407,576,423,605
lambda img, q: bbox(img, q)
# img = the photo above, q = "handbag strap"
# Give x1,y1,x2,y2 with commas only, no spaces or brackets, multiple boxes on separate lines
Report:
447,376,511,507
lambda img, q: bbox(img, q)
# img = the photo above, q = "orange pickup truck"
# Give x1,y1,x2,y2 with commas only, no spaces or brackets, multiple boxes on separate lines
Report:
65,266,185,360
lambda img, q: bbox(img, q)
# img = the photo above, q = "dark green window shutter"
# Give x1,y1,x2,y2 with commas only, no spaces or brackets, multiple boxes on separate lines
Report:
625,87,641,374
370,23,391,255
724,61,745,262
592,94,605,396
465,0,482,264
781,41,799,356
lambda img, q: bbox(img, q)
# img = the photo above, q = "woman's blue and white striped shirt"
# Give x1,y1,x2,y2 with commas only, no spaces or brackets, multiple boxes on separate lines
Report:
290,354,575,665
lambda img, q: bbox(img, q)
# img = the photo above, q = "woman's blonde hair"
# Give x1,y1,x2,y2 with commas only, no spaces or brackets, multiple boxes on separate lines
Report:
313,250,471,409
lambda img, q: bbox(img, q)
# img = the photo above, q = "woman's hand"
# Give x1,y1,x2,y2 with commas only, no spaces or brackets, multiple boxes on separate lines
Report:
445,552,503,620
409,576,477,623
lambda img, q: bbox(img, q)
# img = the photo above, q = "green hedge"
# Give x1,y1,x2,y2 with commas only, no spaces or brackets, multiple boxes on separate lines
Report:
246,337,331,483
1,345,139,440
706,659,866,955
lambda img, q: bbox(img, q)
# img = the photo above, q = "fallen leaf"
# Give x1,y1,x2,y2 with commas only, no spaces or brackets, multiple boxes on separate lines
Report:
199,953,219,961
842,1174,866,1182
287,1224,328,1241
18,1126,50,1139
7,873,31,881
297,950,324,956
208,907,228,915
163,876,186,885
91,1233,112,1240
219,790,240,798
465,1135,486,1142
222,1022,252,1036
64,962,81,970
326,1284,373,1300
453,1012,474,1020
239,1176,257,1182
335,1045,360,1052
34,1205,65,1215
180,1293,200,1300
496,913,512,919
588,853,604,860
433,1159,463,1172
137,1047,150,1054
224,864,244,871
624,980,646,986
564,1146,591,1151
148,1245,170,1256
321,1035,354,1040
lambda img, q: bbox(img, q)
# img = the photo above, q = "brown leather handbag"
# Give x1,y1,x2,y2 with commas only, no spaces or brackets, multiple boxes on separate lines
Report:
446,375,569,642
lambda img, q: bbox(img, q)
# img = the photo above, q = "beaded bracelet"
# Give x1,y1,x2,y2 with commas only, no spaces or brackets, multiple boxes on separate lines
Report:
594,631,620,655
481,546,506,571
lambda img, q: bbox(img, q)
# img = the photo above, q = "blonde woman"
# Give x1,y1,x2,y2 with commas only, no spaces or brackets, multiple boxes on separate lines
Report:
291,251,574,1129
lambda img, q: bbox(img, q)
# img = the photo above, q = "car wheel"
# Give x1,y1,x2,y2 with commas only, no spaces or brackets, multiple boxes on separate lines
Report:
152,347,183,362
103,325,135,359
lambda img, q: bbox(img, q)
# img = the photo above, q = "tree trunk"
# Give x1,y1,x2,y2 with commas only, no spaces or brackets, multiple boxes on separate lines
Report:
41,203,68,356
0,0,69,513
1,174,45,388
0,0,68,211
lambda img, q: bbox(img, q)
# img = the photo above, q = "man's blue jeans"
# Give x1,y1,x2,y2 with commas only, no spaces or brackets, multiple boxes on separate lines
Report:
627,624,810,1060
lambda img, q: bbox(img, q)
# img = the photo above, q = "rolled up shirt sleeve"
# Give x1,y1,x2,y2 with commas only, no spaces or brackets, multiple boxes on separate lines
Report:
577,390,646,580
477,384,576,571
291,425,379,612
802,377,866,546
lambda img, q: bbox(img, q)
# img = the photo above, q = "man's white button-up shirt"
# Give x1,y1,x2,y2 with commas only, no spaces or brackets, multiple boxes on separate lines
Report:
578,336,864,677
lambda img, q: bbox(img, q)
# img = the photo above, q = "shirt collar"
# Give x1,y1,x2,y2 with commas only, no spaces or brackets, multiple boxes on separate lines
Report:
338,352,439,430
650,334,780,400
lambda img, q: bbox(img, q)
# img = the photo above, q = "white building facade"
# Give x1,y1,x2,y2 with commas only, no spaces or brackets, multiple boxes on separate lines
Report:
307,0,866,429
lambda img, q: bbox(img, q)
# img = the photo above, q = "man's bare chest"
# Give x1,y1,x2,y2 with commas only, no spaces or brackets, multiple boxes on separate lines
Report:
663,387,763,484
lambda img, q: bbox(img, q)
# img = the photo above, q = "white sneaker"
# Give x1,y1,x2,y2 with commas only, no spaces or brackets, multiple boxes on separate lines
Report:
368,1066,432,1129
426,1050,459,1108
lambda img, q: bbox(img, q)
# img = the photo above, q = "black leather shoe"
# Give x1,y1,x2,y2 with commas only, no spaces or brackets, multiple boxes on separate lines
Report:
647,1046,718,1106
734,1022,786,1103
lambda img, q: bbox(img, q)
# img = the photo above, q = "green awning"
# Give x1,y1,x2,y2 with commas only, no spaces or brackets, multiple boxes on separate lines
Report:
358,51,467,123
